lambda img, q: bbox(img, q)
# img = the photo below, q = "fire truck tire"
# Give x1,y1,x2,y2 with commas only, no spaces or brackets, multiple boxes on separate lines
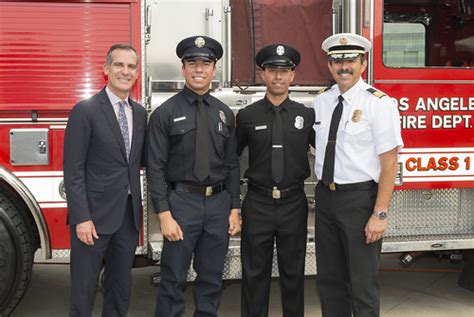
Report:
1,186,39,253
0,194,33,316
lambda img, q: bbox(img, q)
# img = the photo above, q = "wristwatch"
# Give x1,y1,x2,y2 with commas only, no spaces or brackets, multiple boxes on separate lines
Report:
372,211,388,220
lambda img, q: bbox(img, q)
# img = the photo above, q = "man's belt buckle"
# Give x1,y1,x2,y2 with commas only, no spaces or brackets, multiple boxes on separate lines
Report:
329,183,336,191
272,187,281,199
205,186,213,196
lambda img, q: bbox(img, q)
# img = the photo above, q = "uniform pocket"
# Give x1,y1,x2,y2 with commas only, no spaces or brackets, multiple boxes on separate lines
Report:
214,123,231,158
169,120,195,151
342,121,369,135
169,121,196,136
216,123,230,138
341,121,371,143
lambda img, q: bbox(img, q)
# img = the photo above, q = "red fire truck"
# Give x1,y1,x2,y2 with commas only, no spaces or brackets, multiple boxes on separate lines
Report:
1,0,473,315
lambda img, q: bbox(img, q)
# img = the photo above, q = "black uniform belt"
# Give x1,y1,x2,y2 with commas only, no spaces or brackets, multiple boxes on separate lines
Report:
248,182,303,199
170,182,226,196
323,180,375,192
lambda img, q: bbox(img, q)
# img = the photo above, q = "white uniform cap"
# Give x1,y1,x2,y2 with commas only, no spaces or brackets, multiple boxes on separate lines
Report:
321,33,371,60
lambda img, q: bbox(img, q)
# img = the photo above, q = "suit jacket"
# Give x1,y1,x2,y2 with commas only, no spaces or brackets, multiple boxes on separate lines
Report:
63,88,147,234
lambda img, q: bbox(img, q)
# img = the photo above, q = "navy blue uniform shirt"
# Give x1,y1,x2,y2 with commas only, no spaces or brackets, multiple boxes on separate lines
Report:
147,86,240,212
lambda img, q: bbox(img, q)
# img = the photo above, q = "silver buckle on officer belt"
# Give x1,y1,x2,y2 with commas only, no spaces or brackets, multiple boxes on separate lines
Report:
329,183,336,191
272,187,281,199
205,186,213,196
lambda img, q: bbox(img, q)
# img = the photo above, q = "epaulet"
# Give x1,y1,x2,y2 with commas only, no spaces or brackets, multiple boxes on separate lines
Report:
366,87,386,99
316,85,332,95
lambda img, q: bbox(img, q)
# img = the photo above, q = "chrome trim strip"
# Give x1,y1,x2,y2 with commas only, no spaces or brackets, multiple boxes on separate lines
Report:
382,239,474,253
0,166,51,259
0,118,68,123
222,5,232,88
367,0,374,85
141,172,148,255
49,125,66,130
363,0,370,28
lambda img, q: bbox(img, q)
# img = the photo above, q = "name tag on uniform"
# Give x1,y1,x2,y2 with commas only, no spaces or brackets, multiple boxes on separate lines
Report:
255,125,267,130
173,116,186,122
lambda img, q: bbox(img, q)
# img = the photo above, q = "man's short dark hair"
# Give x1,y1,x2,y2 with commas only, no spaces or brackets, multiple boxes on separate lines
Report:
106,44,139,65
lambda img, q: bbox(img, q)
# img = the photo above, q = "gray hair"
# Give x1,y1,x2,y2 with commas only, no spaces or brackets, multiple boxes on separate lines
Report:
105,44,139,65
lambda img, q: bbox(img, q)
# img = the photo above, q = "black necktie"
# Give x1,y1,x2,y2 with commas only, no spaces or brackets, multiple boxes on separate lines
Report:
271,106,284,184
194,97,209,182
321,95,344,185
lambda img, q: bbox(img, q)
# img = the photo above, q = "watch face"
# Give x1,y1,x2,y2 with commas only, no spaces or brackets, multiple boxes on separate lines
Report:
378,212,387,220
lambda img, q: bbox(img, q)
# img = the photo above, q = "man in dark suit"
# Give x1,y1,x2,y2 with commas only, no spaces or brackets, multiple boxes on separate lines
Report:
63,43,147,317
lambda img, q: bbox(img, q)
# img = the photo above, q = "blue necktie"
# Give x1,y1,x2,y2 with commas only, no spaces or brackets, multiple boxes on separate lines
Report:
118,100,130,161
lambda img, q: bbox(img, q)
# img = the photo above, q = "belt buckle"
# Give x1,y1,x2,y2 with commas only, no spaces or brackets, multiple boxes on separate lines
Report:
272,187,281,199
329,183,336,191
205,186,213,196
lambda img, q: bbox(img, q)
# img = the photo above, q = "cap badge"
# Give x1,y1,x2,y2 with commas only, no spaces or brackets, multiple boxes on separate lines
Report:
276,45,285,56
351,109,363,123
219,110,227,124
194,37,206,48
339,37,348,45
294,115,304,130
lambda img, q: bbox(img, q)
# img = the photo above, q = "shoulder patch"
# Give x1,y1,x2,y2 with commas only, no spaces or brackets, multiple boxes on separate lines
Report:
316,85,332,95
366,87,386,99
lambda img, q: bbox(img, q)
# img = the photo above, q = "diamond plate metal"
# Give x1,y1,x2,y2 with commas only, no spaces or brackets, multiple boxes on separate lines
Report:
150,237,317,281
386,188,474,237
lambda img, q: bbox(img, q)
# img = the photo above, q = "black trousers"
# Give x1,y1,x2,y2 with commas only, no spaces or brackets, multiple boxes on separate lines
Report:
241,188,308,317
458,249,474,291
155,190,231,317
69,196,138,317
315,182,381,317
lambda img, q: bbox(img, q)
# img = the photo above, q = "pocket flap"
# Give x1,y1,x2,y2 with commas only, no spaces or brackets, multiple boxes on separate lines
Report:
342,122,369,135
169,121,196,136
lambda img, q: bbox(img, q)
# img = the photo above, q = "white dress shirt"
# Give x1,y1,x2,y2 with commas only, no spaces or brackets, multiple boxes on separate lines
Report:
312,78,403,184
106,86,133,144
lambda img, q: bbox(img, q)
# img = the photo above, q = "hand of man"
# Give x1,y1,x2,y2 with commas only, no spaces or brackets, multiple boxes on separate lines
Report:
364,215,388,244
159,211,184,242
228,208,241,236
76,220,99,245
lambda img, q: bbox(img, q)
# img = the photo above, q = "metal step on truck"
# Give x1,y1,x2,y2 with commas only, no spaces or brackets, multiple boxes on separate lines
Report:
0,0,473,315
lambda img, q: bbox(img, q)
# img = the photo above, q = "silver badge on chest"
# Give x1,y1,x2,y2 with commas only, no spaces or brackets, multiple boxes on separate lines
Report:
294,115,304,130
218,110,227,124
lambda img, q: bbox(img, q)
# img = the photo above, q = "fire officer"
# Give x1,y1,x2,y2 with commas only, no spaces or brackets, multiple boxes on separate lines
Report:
312,33,403,317
146,35,241,317
236,44,315,317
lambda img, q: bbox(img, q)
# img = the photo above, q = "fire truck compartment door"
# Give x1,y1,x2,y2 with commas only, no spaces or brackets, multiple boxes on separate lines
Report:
10,129,49,166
